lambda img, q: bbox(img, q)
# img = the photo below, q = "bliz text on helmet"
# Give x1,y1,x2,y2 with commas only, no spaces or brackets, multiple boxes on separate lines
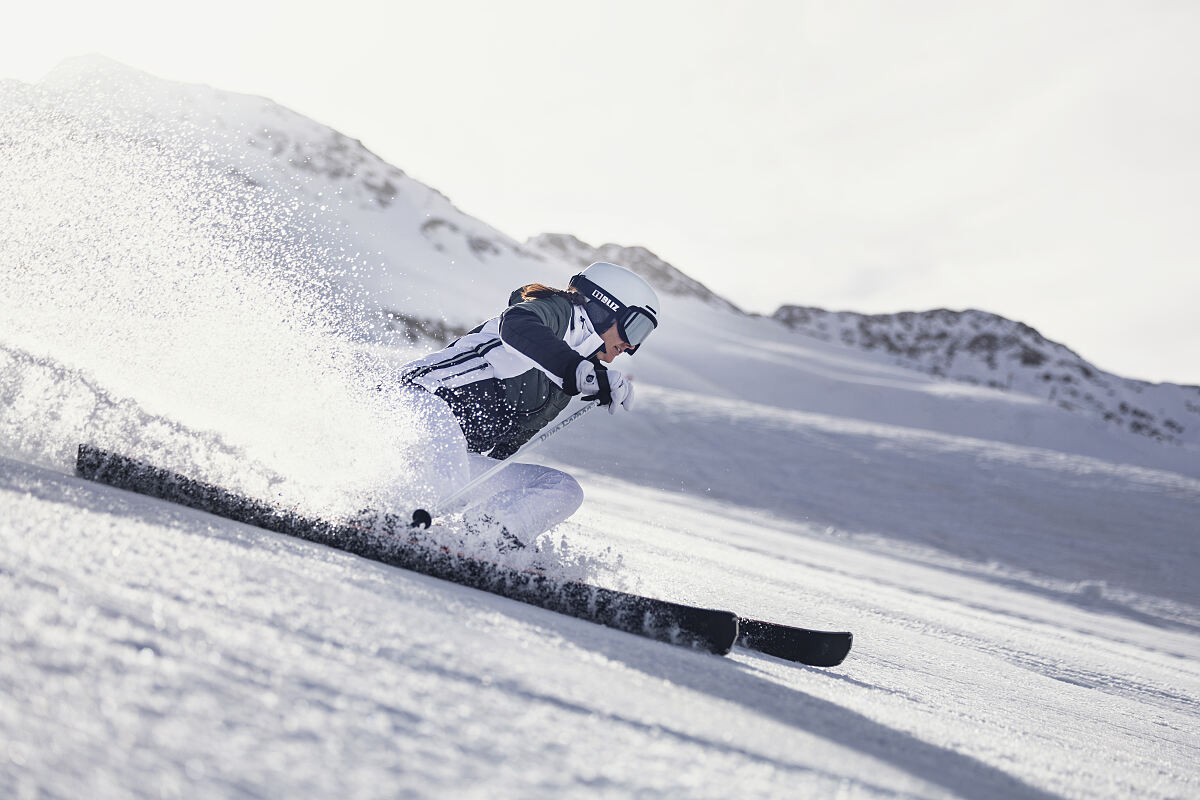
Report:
590,289,620,312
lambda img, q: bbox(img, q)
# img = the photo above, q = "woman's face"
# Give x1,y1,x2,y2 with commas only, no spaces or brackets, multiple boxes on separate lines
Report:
597,323,633,363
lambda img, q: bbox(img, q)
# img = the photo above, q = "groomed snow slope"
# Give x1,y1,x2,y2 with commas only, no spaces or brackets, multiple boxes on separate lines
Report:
4,447,1198,799
2,58,1199,799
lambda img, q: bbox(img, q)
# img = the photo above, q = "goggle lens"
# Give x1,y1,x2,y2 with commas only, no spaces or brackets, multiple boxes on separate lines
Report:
618,310,656,349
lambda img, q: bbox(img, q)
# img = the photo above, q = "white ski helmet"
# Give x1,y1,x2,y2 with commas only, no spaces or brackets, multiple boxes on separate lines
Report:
569,262,660,353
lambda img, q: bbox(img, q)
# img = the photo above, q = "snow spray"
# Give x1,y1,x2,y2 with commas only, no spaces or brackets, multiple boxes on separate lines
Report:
0,63,438,517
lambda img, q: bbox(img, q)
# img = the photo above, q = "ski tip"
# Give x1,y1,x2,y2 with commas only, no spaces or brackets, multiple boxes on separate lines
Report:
410,508,433,529
735,618,854,667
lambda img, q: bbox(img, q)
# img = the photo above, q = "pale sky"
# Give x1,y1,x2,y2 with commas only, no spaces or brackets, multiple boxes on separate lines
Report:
5,1,1199,384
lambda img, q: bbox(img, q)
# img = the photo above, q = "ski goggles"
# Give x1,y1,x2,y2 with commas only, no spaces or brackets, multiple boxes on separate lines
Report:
572,274,658,353
614,306,657,353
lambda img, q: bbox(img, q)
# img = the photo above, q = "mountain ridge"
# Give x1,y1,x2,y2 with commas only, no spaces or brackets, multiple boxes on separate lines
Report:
775,305,1199,444
526,232,744,313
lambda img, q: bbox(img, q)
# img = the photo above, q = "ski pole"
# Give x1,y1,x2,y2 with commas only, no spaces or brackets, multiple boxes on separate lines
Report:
410,399,602,528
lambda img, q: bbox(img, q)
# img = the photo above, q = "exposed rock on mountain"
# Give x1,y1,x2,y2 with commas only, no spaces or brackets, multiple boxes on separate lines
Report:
775,305,1200,445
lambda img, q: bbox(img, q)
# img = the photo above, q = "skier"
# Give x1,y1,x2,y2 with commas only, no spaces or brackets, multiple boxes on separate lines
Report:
397,261,660,552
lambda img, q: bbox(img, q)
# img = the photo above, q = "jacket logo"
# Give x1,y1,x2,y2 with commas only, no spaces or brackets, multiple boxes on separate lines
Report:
590,289,620,312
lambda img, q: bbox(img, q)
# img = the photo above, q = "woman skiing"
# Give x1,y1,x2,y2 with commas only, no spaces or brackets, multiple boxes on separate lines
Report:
397,261,660,552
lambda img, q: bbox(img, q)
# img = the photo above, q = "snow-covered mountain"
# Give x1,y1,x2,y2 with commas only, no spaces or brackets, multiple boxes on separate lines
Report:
527,232,744,313
31,56,562,334
2,57,1199,799
775,306,1200,446
534,232,1200,448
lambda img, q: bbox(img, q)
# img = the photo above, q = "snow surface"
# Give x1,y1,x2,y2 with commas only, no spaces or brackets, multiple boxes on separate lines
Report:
2,57,1199,799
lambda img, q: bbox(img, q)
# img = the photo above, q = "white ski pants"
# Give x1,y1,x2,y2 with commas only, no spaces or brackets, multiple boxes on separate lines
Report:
397,386,584,541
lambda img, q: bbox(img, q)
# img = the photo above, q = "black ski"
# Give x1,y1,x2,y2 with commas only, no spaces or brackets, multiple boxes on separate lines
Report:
736,617,853,667
74,444,738,656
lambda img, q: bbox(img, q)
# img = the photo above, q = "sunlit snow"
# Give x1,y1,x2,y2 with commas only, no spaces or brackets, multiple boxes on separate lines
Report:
2,57,1197,799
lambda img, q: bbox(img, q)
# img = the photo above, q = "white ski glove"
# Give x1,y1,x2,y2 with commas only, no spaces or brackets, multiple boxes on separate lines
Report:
605,370,634,414
574,360,601,397
575,361,634,415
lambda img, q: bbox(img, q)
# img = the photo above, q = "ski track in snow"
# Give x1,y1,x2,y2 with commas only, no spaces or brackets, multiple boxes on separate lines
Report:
4,440,1199,799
